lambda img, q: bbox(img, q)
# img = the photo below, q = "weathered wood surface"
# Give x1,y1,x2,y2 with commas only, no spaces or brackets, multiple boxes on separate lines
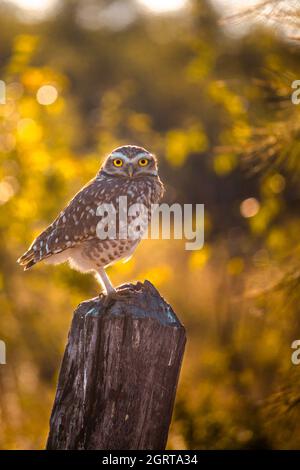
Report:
46,280,186,450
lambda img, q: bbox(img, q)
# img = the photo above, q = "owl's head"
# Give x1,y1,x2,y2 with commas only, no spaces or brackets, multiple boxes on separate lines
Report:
101,145,158,178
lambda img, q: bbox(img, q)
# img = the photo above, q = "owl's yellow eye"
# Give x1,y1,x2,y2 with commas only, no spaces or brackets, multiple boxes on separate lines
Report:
139,158,149,167
113,158,123,167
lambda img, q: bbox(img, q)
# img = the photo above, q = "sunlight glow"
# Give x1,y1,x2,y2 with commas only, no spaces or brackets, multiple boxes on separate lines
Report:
10,0,188,17
138,0,187,13
8,0,56,13
210,0,261,14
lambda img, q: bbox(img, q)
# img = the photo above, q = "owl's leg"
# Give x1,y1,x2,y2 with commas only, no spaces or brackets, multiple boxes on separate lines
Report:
96,268,116,295
96,268,136,307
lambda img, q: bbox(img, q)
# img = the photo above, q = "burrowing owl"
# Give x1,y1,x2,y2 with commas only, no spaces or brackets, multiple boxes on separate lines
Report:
17,145,164,295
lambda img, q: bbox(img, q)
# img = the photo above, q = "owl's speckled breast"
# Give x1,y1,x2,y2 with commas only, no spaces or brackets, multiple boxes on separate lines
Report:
69,174,164,271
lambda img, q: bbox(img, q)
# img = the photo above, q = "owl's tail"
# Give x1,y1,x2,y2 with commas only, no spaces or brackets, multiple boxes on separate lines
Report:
17,248,37,270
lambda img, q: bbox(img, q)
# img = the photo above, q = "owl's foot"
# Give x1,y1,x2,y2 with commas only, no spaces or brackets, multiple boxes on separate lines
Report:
100,285,136,308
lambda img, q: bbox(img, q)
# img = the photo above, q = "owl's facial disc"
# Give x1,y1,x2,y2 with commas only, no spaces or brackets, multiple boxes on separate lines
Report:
103,148,158,178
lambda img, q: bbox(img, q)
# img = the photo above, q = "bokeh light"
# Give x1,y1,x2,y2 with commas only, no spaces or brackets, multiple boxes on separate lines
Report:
138,0,187,13
36,85,58,105
0,179,16,205
240,197,260,218
268,173,286,194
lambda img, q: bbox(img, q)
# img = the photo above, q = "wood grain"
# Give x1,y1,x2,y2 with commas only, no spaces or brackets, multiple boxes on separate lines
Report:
47,281,186,450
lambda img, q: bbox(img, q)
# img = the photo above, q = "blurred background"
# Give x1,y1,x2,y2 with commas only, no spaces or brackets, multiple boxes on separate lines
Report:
1,0,300,450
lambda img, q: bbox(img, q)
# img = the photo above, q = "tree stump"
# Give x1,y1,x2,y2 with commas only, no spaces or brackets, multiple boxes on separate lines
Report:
46,280,186,450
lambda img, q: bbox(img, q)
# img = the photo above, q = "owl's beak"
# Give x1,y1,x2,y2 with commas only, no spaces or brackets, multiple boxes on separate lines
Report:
127,164,134,177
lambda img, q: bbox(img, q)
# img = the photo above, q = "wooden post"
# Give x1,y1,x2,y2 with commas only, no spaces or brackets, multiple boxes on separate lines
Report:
46,280,186,450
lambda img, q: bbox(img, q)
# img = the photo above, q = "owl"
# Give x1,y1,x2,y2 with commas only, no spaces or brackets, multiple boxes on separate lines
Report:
17,145,164,296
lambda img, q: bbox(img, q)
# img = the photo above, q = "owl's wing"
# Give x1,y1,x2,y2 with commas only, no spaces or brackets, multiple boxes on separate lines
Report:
17,176,112,270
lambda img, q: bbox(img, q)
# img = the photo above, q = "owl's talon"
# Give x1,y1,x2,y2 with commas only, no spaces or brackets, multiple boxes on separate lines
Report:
116,289,135,298
101,291,117,308
101,288,135,308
